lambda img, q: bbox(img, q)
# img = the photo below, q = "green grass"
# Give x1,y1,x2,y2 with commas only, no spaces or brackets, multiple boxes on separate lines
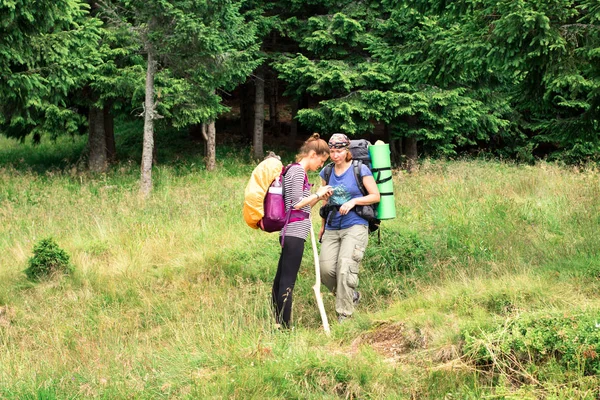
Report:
1,132,599,398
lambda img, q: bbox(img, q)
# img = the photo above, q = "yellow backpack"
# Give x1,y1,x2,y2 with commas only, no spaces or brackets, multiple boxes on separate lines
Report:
243,155,283,229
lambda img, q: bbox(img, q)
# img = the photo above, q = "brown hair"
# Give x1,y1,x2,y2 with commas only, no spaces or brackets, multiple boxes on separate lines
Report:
345,150,353,162
296,133,330,162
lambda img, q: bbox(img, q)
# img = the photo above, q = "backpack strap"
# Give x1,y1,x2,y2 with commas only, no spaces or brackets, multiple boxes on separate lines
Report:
322,162,334,185
283,162,312,192
370,166,393,196
353,159,382,240
351,159,367,196
370,166,392,197
371,167,392,184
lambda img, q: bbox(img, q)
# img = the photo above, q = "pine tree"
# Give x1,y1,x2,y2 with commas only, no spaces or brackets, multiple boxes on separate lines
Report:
273,0,514,168
0,0,102,140
84,1,145,172
98,0,260,195
479,0,600,161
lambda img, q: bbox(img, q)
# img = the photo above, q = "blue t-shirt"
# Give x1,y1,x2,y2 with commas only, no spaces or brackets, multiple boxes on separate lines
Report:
319,163,372,230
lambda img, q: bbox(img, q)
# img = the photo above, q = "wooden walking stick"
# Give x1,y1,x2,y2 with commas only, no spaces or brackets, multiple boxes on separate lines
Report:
309,219,330,336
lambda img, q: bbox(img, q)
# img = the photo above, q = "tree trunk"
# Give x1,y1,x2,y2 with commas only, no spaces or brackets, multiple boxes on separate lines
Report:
140,47,157,198
88,105,107,173
404,137,418,173
239,81,253,143
206,120,216,171
394,137,403,167
87,105,96,155
269,70,280,136
201,123,208,157
386,124,402,167
253,67,265,160
104,105,116,163
290,98,298,141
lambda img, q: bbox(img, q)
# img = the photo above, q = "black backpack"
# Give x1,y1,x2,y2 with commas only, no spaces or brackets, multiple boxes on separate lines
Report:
319,158,381,233
348,139,371,169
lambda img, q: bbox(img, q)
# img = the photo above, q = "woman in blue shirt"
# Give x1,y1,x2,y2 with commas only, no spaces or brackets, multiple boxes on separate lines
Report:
318,134,380,322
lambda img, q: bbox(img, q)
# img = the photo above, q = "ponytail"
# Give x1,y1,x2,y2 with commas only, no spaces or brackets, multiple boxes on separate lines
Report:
296,133,329,162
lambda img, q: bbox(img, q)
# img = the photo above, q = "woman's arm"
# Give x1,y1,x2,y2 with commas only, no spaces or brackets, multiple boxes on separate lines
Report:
292,176,332,210
355,175,380,205
293,192,323,209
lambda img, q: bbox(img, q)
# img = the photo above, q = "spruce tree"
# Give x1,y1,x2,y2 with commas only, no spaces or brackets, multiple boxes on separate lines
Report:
98,0,260,195
0,0,102,140
273,0,514,168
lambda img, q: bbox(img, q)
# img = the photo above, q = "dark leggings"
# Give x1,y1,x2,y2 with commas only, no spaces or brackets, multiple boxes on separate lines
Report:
272,236,305,327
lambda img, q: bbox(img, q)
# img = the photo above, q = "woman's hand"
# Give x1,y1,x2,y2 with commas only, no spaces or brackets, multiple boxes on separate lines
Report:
339,199,356,215
316,185,333,200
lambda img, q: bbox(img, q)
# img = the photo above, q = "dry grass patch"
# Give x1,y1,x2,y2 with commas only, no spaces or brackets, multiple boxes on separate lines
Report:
354,321,429,362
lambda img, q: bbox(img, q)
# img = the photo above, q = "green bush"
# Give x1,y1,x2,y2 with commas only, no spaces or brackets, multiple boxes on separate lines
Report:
363,230,432,273
463,311,600,380
25,238,74,281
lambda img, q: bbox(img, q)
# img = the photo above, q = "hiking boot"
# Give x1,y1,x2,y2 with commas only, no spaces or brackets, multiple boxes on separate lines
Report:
337,313,349,323
353,290,361,305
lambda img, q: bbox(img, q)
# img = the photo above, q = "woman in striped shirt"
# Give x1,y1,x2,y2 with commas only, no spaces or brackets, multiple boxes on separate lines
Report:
272,133,332,329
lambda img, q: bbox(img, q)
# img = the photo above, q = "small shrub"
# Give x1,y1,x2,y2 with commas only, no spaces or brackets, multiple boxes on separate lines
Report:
25,237,74,281
482,291,515,315
364,230,432,273
463,311,600,383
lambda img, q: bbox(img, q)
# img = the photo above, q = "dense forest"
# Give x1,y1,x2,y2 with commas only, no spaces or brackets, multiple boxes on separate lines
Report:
2,0,600,179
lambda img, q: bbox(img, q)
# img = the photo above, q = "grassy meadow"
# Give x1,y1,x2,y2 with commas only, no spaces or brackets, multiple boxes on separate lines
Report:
1,130,600,399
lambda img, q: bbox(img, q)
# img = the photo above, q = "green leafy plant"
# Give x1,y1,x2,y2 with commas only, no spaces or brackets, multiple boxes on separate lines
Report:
363,230,432,273
25,238,74,281
463,311,600,383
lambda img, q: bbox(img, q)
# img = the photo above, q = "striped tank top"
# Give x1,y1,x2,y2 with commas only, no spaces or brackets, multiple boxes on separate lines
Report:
280,164,311,240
